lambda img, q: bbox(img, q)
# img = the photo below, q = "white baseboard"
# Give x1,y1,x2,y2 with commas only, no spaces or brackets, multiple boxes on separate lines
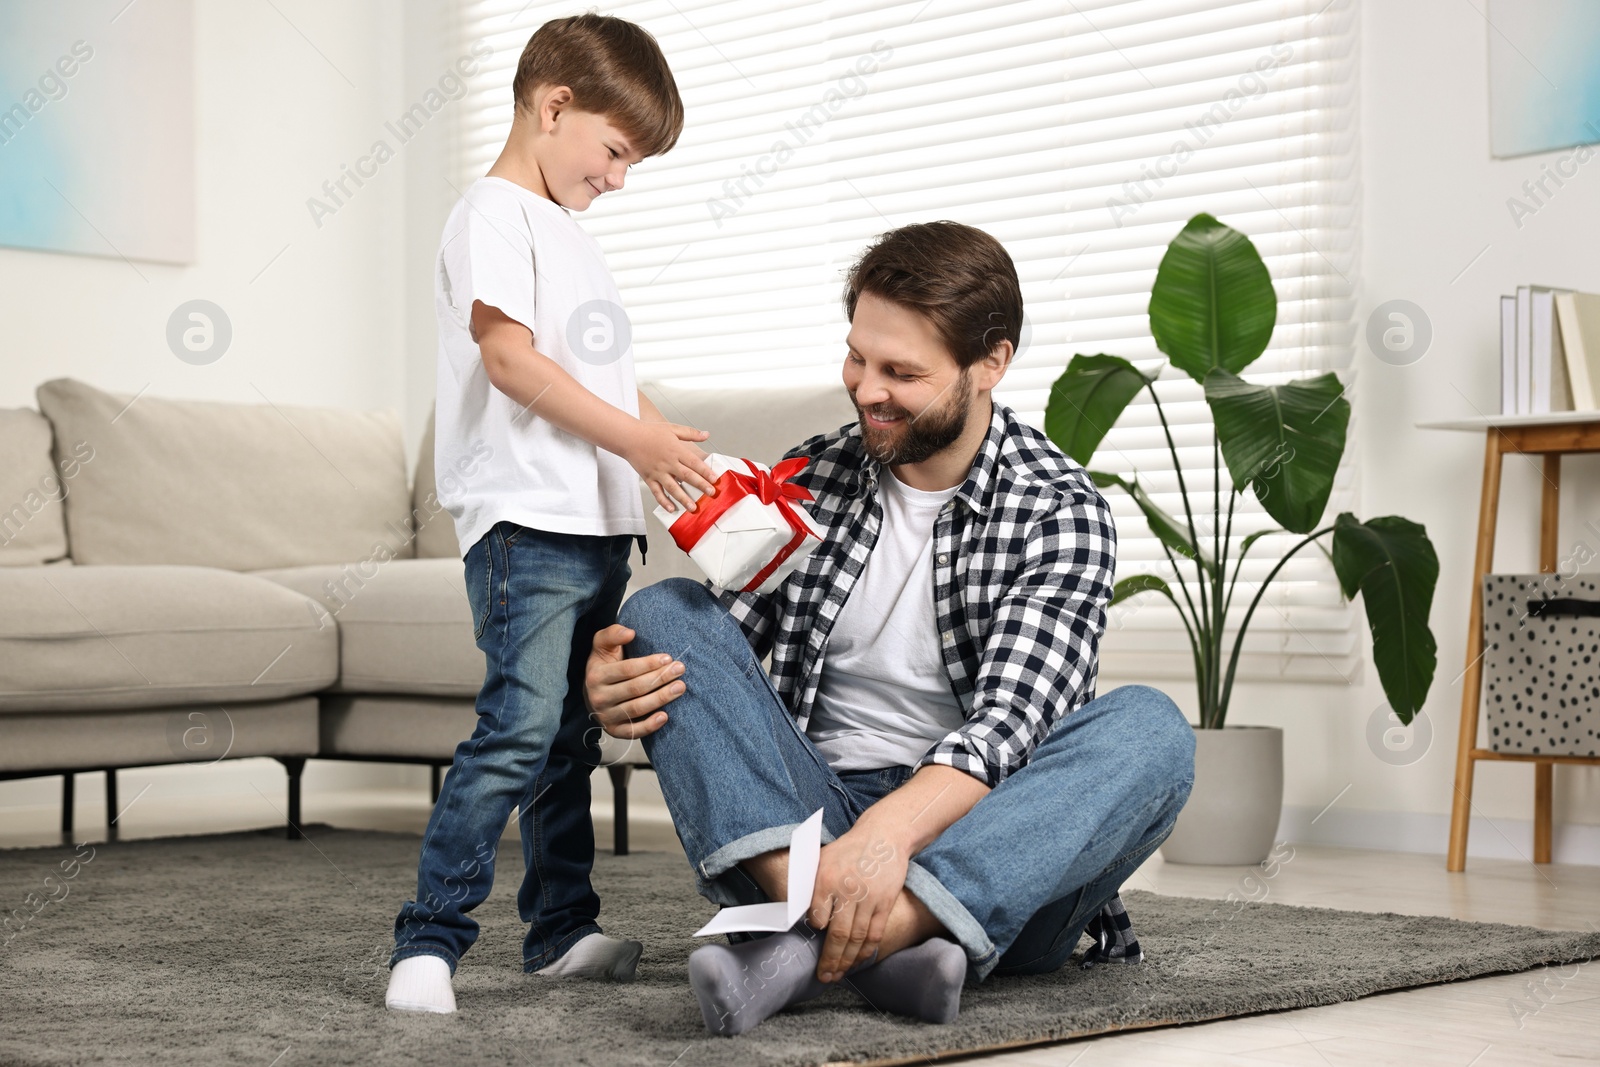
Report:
1275,805,1600,867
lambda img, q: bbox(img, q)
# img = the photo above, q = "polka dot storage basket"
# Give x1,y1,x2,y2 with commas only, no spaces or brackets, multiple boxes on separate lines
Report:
1482,572,1600,757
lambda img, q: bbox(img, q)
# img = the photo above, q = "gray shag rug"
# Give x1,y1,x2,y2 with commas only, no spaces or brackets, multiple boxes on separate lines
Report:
3,825,1598,1067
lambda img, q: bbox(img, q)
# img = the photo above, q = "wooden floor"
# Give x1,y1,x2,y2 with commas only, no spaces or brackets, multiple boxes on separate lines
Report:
2,782,1596,1066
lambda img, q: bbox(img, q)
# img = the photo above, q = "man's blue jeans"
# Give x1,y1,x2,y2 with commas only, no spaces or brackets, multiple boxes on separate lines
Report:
390,522,635,975
619,577,1195,981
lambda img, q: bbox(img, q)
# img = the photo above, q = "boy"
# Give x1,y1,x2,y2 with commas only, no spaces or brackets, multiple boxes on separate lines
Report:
386,14,716,1014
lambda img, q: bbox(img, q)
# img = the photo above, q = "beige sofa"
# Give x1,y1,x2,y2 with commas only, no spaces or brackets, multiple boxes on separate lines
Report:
0,378,853,850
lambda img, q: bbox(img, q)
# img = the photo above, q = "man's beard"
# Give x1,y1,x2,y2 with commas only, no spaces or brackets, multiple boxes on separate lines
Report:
853,368,973,467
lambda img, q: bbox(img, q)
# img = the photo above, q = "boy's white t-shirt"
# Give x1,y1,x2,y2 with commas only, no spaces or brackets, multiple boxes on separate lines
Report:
433,176,645,557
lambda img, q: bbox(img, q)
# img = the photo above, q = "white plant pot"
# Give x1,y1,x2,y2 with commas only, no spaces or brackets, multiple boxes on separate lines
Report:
1159,725,1284,866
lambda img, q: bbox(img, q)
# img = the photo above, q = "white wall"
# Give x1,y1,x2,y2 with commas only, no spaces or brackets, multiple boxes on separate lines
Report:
399,0,466,452
5,0,1598,863
1349,0,1600,858
0,1,407,413
1103,0,1600,864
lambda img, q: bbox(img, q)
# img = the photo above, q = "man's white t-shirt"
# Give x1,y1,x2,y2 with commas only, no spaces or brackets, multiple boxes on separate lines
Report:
433,176,645,556
807,467,967,771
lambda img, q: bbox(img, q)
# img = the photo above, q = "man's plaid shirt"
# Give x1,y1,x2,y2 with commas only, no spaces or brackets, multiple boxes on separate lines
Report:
707,401,1145,964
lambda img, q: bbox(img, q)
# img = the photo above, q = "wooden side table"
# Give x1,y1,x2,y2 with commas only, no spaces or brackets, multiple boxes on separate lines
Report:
1418,410,1600,871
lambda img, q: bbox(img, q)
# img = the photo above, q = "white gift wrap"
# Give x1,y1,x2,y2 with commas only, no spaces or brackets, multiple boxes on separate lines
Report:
651,453,827,595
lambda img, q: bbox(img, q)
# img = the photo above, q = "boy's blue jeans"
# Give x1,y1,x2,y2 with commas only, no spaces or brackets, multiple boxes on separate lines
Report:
390,521,635,975
618,577,1195,981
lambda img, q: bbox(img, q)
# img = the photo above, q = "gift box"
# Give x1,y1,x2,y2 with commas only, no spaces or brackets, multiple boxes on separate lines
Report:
651,453,826,595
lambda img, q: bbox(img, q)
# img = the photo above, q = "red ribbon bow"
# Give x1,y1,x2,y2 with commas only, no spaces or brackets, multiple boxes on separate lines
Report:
667,457,817,593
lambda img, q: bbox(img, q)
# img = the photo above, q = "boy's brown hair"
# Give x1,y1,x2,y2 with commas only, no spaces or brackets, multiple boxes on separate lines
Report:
512,14,684,158
844,221,1024,370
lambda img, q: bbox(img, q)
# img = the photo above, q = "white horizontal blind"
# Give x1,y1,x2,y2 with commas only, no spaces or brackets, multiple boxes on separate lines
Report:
1051,0,1363,685
454,0,1362,685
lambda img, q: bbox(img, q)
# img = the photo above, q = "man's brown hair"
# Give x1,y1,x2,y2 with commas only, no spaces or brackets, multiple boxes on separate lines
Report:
512,14,684,158
843,221,1023,370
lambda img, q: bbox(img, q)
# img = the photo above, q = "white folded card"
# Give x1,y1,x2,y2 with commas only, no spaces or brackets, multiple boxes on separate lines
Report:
691,808,824,938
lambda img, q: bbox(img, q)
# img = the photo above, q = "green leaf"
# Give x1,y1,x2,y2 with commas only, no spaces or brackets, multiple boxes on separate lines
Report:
1044,354,1153,465
1091,469,1217,579
1112,573,1179,606
1235,527,1285,562
1205,368,1349,534
1331,513,1439,722
1148,213,1278,384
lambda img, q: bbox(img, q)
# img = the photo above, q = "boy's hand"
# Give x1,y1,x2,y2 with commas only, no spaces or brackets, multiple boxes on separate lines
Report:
627,422,717,514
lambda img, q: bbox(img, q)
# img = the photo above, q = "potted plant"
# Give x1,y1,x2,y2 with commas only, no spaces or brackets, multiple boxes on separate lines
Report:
1044,213,1440,865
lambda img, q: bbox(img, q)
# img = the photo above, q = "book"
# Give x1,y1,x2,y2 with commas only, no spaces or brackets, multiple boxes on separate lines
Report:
1511,285,1576,414
1557,291,1600,411
1501,294,1517,415
1530,287,1573,414
1516,287,1531,414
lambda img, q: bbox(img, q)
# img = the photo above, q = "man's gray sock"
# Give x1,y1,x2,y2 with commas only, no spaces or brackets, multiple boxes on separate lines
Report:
687,926,833,1036
844,937,967,1024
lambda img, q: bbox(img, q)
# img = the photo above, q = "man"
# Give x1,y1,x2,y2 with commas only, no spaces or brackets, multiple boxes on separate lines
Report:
584,221,1195,1036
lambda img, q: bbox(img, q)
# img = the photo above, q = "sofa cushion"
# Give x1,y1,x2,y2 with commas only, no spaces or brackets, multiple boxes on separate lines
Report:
411,411,462,560
317,693,654,767
640,380,857,471
35,378,415,571
0,408,73,567
253,558,481,697
0,566,338,713
0,698,319,772
318,694,477,758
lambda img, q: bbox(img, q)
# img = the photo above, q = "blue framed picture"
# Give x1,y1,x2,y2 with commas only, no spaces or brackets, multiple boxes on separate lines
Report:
1488,0,1600,158
0,0,194,263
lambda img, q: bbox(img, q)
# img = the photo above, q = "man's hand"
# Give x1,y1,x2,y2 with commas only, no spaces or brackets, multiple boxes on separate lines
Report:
807,824,910,982
804,765,990,981
584,624,685,740
624,421,717,515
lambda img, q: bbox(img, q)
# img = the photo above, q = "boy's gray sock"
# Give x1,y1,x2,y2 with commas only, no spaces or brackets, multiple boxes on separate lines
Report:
532,932,643,981
843,937,967,1024
687,926,836,1036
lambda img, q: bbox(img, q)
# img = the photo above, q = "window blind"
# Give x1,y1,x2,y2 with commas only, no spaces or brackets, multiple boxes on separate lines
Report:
452,0,1362,684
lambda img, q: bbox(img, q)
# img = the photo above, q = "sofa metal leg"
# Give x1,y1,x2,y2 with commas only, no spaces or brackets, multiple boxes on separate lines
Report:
61,772,75,837
607,764,633,856
104,768,118,839
430,764,443,804
276,757,307,841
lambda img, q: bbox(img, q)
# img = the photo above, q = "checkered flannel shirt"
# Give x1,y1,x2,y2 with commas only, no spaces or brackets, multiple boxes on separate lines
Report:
707,401,1143,965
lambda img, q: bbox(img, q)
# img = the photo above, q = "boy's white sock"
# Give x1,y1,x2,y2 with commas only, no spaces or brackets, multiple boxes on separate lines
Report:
532,932,643,981
385,954,456,1014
